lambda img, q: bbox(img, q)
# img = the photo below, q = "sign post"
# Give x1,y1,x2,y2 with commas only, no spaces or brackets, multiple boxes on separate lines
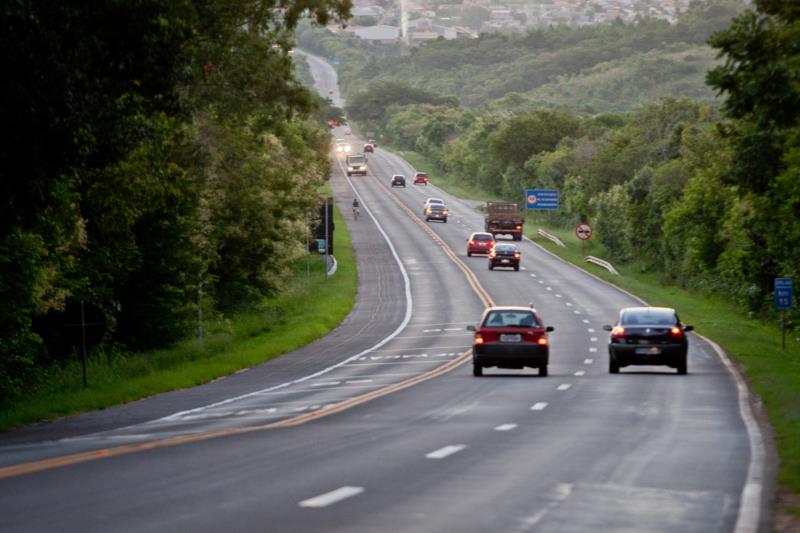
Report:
775,277,793,350
575,223,592,256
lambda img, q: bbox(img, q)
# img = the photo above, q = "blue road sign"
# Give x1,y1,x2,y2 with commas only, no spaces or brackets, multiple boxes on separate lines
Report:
526,189,559,210
775,278,793,310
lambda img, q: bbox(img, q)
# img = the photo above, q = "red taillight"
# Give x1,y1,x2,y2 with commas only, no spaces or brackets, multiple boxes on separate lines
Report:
468,240,475,246
670,326,683,339
611,326,625,339
474,335,484,345
515,225,521,230
537,337,548,345
514,253,520,259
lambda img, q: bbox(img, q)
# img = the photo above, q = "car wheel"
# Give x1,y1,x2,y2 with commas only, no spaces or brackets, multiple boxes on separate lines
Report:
539,365,548,377
514,264,519,271
488,263,493,270
443,219,447,223
609,355,620,374
677,356,688,375
473,363,483,377
467,252,472,257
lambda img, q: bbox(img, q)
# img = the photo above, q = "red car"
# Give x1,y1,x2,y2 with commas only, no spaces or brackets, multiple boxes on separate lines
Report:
467,306,554,377
413,172,429,185
467,232,495,257
363,143,374,153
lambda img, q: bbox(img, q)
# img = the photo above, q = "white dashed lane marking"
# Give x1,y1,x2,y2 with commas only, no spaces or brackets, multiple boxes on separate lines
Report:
531,402,548,411
299,486,364,508
584,358,594,364
426,445,467,459
557,384,572,391
589,347,597,352
590,337,597,342
574,371,586,377
345,379,374,385
582,319,590,323
310,382,341,387
494,424,518,432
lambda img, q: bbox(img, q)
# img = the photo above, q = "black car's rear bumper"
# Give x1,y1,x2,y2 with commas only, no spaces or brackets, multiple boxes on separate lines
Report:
473,344,548,369
609,343,686,367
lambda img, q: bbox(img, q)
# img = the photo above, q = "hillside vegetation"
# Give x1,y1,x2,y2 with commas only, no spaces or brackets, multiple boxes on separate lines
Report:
299,0,744,113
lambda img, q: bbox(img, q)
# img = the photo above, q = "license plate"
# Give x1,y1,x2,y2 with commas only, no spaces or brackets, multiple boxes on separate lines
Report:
635,347,661,355
500,334,521,343
501,259,510,263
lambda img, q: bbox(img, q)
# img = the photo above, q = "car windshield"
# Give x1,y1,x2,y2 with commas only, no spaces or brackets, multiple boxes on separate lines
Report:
427,198,443,204
483,311,539,328
620,309,677,326
348,156,365,164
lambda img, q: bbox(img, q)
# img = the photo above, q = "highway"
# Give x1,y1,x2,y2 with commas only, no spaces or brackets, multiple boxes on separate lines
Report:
0,51,768,533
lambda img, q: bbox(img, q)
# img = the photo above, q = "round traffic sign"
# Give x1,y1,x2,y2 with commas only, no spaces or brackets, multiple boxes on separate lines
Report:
527,194,538,205
576,223,592,240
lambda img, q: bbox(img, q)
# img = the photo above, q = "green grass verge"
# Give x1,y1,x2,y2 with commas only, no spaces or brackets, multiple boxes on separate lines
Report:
0,206,357,431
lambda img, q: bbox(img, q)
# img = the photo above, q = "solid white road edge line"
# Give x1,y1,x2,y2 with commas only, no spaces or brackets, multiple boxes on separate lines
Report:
155,157,416,423
299,486,365,508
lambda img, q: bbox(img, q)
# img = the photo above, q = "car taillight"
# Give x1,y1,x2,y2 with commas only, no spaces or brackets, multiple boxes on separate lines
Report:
514,253,520,259
474,334,484,344
443,210,449,215
515,225,521,230
489,251,496,258
611,326,625,339
468,240,474,245
670,326,683,339
537,338,548,345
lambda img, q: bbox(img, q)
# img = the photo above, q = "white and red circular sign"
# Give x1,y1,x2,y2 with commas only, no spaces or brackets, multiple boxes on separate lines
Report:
575,223,593,240
527,193,538,205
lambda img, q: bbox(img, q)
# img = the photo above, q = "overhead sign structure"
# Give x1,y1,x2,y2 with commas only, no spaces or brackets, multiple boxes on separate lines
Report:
575,223,592,241
526,189,559,210
775,278,793,310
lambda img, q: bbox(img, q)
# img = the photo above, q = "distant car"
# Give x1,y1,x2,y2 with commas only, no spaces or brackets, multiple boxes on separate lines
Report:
364,143,374,153
467,232,495,257
391,174,406,187
345,128,351,135
368,139,378,147
334,138,351,154
424,203,448,223
413,172,429,185
423,197,444,209
603,307,693,374
468,306,553,377
488,243,520,271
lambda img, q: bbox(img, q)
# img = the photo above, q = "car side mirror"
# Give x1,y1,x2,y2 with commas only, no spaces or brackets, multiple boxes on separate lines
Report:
683,325,694,332
466,325,476,331
546,326,554,332
602,325,613,331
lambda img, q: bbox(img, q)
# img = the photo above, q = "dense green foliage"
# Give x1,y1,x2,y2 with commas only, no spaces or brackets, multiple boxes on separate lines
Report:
0,1,351,405
311,0,799,336
300,1,745,113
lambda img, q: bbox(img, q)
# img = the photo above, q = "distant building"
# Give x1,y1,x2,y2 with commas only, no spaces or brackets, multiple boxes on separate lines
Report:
354,24,400,44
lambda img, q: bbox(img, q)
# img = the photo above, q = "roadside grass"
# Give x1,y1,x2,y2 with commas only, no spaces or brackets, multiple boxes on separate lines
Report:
0,206,357,431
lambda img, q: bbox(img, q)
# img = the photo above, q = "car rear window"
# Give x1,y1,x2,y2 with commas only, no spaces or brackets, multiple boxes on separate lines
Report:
473,234,493,241
620,309,677,326
494,244,516,252
483,311,539,328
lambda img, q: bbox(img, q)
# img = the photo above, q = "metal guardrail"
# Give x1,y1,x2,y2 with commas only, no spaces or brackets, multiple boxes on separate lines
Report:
326,255,338,277
537,229,566,247
585,256,618,275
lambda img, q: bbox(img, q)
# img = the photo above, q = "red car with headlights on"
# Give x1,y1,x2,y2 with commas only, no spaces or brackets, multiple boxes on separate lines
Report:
468,306,553,377
467,232,495,257
603,307,693,374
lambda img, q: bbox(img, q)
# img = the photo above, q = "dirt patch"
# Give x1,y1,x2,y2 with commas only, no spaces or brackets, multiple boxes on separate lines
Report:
774,489,800,532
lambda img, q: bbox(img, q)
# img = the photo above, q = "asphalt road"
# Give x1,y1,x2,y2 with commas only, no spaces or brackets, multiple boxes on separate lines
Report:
0,53,769,533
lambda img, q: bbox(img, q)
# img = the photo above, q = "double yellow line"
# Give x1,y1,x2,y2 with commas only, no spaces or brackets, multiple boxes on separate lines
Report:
0,156,494,480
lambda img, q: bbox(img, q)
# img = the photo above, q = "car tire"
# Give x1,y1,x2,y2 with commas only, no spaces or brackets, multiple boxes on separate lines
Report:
677,356,688,375
609,355,620,374
443,219,447,223
488,263,493,271
539,365,548,377
473,363,483,377
467,252,472,257
514,264,519,271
